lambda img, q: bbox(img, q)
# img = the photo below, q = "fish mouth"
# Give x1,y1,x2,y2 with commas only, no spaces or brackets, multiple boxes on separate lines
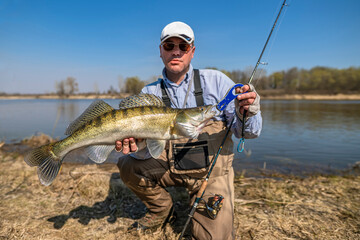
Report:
204,105,217,117
207,105,220,117
182,105,217,134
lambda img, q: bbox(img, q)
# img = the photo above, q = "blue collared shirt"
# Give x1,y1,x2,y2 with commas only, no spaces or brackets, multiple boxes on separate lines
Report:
141,64,262,139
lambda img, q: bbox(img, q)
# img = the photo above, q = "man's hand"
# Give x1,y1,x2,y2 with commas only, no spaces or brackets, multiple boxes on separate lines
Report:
115,138,143,154
235,84,260,120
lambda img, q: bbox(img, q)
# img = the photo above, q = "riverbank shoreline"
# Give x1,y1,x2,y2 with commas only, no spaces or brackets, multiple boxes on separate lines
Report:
1,138,359,239
0,93,131,100
261,93,360,100
2,134,359,177
1,93,360,100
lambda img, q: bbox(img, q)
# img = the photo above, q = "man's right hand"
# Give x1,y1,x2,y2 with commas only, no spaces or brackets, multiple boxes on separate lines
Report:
115,138,143,154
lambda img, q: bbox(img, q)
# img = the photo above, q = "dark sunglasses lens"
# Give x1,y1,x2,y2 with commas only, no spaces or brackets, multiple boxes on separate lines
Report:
163,43,174,51
179,43,191,51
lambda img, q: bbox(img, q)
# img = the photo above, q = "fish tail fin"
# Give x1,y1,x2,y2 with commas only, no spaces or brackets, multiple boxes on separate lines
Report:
24,143,62,186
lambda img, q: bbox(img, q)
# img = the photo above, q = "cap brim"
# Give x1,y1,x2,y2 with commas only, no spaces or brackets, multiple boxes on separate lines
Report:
161,34,193,44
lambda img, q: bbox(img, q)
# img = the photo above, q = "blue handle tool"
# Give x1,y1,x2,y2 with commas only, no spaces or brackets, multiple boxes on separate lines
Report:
216,83,244,111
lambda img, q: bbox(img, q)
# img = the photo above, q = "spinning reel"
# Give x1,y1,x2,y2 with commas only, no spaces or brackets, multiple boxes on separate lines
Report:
197,194,224,219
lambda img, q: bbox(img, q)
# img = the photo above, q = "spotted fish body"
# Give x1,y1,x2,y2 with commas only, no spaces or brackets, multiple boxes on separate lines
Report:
55,106,178,158
24,94,216,186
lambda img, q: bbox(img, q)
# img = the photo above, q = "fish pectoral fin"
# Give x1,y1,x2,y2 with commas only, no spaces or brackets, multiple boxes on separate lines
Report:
146,139,166,159
65,100,114,135
176,122,199,139
85,145,114,163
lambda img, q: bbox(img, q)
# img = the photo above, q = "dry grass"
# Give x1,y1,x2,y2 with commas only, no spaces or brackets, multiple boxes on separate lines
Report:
0,136,359,240
233,176,360,239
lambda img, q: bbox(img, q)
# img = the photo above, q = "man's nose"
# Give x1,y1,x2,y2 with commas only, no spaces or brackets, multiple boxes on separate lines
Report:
171,46,182,55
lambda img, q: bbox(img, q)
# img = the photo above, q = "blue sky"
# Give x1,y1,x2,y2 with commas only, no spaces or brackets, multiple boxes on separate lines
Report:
1,0,359,94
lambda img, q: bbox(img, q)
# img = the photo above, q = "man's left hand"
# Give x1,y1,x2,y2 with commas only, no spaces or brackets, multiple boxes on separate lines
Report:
115,138,143,154
235,84,260,120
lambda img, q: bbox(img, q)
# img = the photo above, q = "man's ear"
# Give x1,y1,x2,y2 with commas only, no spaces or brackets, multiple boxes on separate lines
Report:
191,46,195,59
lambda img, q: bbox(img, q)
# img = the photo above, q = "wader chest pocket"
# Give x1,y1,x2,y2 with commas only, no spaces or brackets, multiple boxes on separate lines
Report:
173,141,209,170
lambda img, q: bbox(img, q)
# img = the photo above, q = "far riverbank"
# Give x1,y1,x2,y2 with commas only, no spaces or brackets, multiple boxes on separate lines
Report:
0,93,130,100
1,93,360,100
261,93,360,100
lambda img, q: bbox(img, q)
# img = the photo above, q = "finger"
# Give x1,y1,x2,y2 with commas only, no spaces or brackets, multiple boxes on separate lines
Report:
239,98,255,106
239,106,244,115
241,84,250,93
122,139,130,154
115,140,122,152
129,137,138,152
235,87,243,94
236,91,256,101
238,106,250,115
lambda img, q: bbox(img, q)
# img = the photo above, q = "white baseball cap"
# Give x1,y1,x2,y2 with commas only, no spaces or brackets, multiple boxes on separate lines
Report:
160,21,195,44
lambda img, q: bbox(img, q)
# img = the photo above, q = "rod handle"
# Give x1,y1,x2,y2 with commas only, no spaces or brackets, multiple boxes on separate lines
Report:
196,180,208,198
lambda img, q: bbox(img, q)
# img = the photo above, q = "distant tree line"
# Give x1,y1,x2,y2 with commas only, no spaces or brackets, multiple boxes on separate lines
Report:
55,77,79,96
123,76,145,94
54,76,147,96
51,66,359,97
216,66,360,94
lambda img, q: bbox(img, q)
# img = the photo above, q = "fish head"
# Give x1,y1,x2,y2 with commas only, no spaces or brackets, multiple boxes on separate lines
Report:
174,105,217,139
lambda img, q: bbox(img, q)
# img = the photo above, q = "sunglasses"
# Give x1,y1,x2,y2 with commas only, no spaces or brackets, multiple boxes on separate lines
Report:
161,42,193,52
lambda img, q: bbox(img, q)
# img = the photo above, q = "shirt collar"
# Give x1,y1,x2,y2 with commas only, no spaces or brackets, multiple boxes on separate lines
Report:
162,64,194,87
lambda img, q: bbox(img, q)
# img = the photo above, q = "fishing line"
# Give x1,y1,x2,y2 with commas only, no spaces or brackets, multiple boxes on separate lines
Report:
251,0,290,89
262,0,290,64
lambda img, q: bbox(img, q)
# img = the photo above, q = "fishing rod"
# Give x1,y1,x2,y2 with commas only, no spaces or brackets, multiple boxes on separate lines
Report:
178,1,288,239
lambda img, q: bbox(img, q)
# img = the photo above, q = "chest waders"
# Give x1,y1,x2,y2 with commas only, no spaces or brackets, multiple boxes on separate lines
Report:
161,69,227,228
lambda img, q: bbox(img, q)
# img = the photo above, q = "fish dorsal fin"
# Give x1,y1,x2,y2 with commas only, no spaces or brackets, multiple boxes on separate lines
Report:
65,100,114,135
119,94,165,109
146,139,166,159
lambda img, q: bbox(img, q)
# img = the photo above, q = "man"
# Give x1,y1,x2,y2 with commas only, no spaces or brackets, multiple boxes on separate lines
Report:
116,21,262,239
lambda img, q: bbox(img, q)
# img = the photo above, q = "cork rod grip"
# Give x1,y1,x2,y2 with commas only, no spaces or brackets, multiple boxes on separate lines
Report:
196,180,208,198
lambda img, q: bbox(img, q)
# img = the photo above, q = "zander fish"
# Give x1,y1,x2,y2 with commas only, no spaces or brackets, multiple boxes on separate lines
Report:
24,94,216,186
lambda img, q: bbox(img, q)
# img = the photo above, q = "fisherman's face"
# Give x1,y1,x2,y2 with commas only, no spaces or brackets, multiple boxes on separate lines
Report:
160,37,195,78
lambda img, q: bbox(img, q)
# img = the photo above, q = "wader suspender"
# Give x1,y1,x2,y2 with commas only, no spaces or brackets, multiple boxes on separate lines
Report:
160,69,204,107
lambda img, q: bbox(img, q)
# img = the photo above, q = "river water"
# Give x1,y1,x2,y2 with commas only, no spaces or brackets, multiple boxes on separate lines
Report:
1,99,359,174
